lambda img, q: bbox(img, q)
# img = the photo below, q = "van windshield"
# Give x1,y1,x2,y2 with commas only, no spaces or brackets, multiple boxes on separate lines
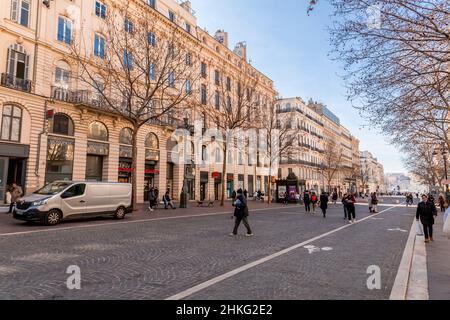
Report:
34,182,72,195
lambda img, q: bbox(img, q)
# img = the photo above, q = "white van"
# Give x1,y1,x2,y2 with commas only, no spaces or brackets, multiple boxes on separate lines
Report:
13,181,132,225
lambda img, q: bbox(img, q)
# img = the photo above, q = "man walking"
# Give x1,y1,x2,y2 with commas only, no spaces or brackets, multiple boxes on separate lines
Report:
319,192,329,218
7,182,23,214
303,191,311,213
148,187,156,212
342,193,348,220
416,194,438,243
230,189,253,237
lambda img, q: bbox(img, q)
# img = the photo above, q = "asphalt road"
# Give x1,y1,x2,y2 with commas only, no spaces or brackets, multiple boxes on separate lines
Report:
0,197,416,300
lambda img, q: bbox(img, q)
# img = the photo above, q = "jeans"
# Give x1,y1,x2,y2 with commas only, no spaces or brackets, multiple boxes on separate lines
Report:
165,201,176,209
305,203,311,212
423,224,433,239
343,206,348,219
347,206,356,220
233,216,252,235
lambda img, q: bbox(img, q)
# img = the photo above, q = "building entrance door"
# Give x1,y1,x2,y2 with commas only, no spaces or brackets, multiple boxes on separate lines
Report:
0,158,7,203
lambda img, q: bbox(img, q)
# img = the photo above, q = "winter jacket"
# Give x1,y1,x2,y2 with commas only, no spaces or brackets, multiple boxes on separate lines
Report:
319,194,328,210
234,195,249,218
303,193,311,204
416,201,437,225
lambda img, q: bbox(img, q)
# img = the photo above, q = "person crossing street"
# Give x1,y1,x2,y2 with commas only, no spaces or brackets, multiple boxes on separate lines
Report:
230,189,253,237
416,194,438,243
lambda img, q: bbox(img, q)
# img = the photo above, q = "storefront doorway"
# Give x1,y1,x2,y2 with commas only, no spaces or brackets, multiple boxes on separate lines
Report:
226,174,234,198
200,171,208,201
0,142,29,203
85,155,104,181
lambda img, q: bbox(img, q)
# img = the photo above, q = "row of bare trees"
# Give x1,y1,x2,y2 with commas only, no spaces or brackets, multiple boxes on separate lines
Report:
327,0,450,189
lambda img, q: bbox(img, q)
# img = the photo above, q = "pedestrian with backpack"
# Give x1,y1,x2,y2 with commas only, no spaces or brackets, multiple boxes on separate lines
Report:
319,192,329,218
303,191,311,213
230,189,253,237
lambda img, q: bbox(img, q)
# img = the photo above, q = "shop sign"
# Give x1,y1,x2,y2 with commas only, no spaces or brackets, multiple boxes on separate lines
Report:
119,146,133,158
145,169,160,174
145,149,160,161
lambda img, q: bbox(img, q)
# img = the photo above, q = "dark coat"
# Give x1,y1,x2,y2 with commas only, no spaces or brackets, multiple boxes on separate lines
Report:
148,189,156,201
319,194,328,210
234,195,249,218
416,201,437,225
303,193,311,204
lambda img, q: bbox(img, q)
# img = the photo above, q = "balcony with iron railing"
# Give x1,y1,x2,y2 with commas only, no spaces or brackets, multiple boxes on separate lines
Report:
1,73,32,92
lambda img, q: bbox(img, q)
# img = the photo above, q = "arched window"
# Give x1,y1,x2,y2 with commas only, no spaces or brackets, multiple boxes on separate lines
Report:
88,121,108,141
215,147,222,163
119,128,133,145
49,113,74,136
145,132,159,149
0,104,22,142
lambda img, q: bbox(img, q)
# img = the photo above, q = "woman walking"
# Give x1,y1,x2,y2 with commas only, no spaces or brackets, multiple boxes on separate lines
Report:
416,194,438,243
311,192,318,213
303,191,311,213
347,193,357,224
148,187,156,212
342,193,348,220
438,195,446,213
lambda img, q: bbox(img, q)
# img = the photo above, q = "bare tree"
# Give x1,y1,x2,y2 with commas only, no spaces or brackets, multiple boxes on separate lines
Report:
329,0,450,152
68,1,201,208
204,64,260,206
259,101,298,204
317,140,343,192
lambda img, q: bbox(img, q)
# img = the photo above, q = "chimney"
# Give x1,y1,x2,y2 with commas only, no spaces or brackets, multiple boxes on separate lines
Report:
233,42,247,61
214,30,229,47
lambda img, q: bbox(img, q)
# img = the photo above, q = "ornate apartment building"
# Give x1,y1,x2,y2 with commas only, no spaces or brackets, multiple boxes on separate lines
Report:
360,151,385,194
277,98,361,194
0,0,276,204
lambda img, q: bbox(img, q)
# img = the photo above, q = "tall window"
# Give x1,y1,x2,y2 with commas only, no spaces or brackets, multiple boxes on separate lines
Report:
124,18,134,33
147,0,156,9
149,64,156,80
57,16,72,44
0,105,22,142
185,23,191,34
94,34,105,58
168,10,175,22
10,0,29,27
215,91,220,110
148,32,157,47
95,1,107,19
200,62,207,78
7,44,29,80
54,63,70,89
200,85,207,105
185,53,191,66
145,132,160,161
185,80,191,94
226,77,231,91
123,50,133,70
214,70,220,85
168,71,175,87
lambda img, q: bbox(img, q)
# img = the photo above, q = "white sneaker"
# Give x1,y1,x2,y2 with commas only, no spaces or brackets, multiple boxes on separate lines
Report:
349,220,353,224
245,233,254,237
148,207,154,212
229,233,236,237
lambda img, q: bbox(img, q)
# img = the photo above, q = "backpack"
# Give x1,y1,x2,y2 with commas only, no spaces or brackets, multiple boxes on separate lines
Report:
312,195,317,202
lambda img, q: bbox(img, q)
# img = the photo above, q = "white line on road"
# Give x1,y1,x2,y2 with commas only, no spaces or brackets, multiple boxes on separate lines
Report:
0,207,299,237
165,205,398,300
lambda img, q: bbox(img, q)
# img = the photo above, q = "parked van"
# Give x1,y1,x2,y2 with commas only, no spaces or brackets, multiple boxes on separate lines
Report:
13,181,132,225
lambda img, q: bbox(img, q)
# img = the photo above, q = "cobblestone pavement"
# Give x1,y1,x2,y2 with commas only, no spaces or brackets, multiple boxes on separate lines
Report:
0,198,416,300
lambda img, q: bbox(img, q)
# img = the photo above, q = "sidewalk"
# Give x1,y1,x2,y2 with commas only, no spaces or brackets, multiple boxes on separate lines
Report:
426,215,450,299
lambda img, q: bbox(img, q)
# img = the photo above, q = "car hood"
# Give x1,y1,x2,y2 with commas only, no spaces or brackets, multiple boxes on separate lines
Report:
20,194,53,203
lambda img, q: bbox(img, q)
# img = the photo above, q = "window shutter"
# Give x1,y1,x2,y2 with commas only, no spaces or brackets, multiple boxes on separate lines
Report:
25,53,30,79
65,20,72,44
11,0,19,22
100,37,105,58
57,17,65,42
94,35,99,55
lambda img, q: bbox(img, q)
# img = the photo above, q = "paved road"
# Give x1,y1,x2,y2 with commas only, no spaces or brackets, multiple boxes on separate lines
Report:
0,198,416,300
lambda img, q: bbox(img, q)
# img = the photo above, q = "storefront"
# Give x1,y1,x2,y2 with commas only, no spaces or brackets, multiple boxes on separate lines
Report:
144,133,160,201
238,174,244,190
86,142,108,181
256,176,262,192
45,136,74,183
0,142,29,203
118,128,133,183
227,173,234,198
213,172,221,200
248,175,254,195
200,171,208,201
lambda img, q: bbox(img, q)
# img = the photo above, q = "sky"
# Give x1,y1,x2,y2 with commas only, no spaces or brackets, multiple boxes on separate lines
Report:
190,0,407,174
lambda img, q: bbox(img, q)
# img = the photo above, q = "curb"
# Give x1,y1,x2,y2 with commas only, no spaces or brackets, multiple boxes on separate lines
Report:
390,219,429,300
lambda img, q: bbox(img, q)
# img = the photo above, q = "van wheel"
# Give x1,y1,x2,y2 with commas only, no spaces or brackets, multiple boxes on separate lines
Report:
45,210,62,226
114,207,126,220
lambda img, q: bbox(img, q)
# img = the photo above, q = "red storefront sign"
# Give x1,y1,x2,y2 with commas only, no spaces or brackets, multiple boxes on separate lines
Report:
212,172,220,179
118,167,160,175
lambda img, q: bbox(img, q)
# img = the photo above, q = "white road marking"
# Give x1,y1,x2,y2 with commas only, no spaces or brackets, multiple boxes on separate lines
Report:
388,228,408,233
165,206,397,300
0,207,286,237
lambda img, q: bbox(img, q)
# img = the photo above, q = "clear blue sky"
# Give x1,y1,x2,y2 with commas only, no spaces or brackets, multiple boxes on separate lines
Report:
191,0,406,173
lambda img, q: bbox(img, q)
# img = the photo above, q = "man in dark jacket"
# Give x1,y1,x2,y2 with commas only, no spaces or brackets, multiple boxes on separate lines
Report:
148,187,156,212
230,189,253,237
303,191,311,213
416,194,438,243
319,192,329,218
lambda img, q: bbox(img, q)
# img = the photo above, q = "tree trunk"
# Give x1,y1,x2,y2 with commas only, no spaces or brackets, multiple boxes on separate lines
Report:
131,124,139,211
267,166,272,205
220,143,228,207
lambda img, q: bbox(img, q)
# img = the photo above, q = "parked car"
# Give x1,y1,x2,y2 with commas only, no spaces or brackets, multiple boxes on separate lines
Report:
13,181,132,225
